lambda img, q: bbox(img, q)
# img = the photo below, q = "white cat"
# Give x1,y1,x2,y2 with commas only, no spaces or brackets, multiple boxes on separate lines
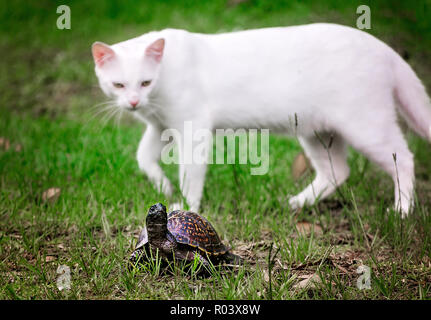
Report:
92,23,431,217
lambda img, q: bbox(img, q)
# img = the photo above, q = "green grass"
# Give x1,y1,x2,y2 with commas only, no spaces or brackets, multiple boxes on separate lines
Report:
1,0,431,299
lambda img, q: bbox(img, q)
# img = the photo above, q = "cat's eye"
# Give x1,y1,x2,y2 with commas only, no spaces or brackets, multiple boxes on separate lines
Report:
141,80,152,87
113,82,124,88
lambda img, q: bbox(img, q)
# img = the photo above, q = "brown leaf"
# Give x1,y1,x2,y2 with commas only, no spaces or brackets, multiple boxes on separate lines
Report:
227,0,250,6
260,228,273,240
332,262,349,274
42,188,61,203
14,144,22,152
293,273,321,289
45,255,56,262
296,221,323,236
263,269,270,282
292,152,312,180
0,137,10,151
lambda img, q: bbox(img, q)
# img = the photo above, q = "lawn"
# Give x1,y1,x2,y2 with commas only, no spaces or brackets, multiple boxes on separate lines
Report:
1,0,430,299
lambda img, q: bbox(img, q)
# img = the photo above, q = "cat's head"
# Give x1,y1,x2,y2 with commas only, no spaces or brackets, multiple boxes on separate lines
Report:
91,38,164,111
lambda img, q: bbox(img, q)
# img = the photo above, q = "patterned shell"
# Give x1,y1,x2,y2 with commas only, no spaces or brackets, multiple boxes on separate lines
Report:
167,210,228,255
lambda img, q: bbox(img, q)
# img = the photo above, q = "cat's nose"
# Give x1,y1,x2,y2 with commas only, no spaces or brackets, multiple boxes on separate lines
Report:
129,100,139,108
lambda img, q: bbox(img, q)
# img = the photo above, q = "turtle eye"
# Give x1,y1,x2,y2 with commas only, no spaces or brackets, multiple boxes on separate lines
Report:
113,82,124,88
141,80,152,87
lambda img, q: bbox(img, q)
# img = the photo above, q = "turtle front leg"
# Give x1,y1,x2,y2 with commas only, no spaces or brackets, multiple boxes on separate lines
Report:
193,252,211,268
172,250,210,267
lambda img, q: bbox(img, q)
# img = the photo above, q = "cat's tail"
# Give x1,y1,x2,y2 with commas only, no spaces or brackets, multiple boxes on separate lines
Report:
393,54,431,142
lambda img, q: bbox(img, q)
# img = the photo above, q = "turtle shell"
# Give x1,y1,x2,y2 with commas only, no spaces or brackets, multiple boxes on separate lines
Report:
167,210,228,256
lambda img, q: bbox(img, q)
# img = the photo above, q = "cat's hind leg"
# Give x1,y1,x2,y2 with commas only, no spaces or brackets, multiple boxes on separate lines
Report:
339,123,414,217
289,133,350,210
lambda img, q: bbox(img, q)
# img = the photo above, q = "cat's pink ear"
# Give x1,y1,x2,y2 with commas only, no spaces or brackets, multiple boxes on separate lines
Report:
92,42,115,67
145,38,165,63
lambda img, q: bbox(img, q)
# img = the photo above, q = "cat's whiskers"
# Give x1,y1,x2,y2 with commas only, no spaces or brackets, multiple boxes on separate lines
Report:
88,99,116,112
84,103,118,127
113,107,124,128
99,106,121,128
80,102,118,135
85,100,117,119
147,100,165,113
89,104,117,120
145,102,165,123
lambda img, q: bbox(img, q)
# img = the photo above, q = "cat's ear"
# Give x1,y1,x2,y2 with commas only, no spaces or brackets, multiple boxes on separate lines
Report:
145,38,165,63
92,42,115,67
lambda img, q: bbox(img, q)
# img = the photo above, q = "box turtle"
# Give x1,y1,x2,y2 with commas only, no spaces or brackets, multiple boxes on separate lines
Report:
129,203,242,268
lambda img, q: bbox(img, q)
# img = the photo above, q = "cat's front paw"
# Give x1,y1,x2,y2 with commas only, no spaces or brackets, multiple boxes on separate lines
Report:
154,178,173,196
169,202,200,212
386,206,411,219
170,202,183,211
161,179,173,197
288,195,304,211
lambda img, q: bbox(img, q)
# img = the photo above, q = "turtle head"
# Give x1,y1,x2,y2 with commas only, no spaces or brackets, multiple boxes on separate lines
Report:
146,203,168,239
147,203,167,221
